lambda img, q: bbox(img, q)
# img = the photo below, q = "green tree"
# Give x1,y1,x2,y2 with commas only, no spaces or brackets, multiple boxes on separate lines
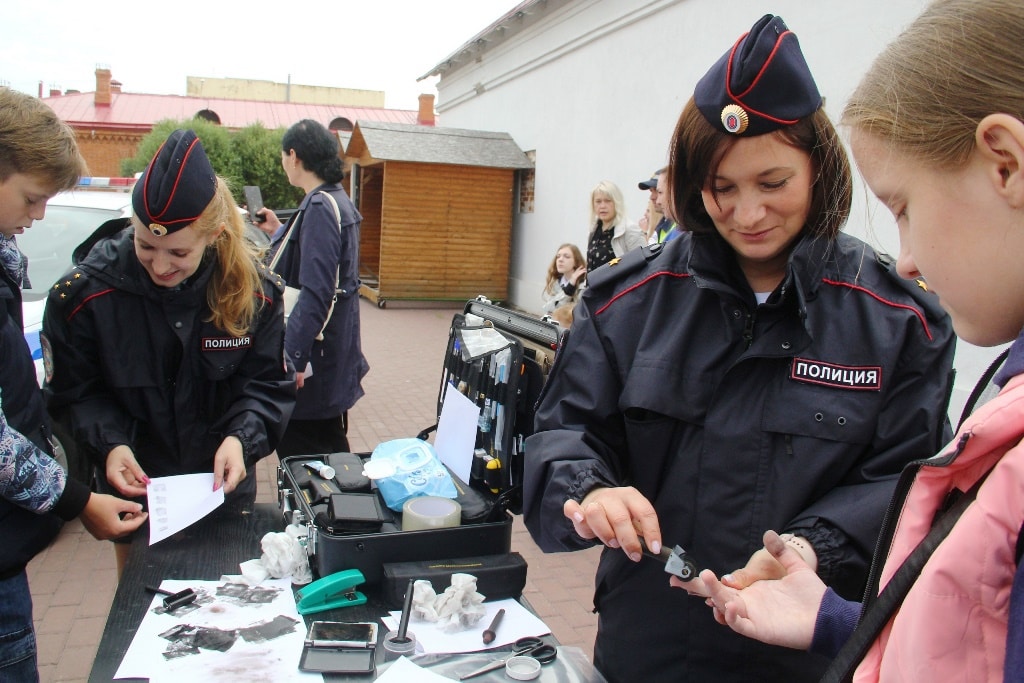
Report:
121,119,301,209
231,123,302,209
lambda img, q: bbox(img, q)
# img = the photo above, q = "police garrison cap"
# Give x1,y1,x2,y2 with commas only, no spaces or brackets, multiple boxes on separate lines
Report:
693,14,821,137
132,129,216,236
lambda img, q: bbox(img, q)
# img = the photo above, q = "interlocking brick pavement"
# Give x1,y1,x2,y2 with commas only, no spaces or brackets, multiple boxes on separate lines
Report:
27,299,601,682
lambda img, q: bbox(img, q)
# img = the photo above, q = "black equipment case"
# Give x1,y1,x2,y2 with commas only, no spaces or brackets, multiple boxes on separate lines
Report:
277,297,564,583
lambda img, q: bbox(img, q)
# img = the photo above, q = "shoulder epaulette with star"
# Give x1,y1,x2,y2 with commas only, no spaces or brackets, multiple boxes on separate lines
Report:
586,242,668,291
46,268,91,308
260,261,286,294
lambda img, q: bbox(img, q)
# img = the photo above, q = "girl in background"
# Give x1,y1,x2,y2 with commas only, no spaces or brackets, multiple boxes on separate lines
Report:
541,242,586,316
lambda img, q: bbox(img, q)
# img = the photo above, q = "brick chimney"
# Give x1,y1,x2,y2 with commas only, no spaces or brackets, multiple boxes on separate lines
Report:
49,87,61,98
110,80,122,94
417,94,436,126
95,67,112,106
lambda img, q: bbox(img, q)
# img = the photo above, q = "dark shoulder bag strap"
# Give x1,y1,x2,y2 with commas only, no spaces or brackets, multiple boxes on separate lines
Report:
820,473,988,683
957,347,1011,431
1016,519,1024,566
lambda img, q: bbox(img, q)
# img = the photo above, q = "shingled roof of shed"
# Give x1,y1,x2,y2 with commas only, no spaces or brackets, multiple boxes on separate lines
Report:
345,121,533,169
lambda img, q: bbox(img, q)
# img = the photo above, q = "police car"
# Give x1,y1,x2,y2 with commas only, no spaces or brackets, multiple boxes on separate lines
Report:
20,186,134,386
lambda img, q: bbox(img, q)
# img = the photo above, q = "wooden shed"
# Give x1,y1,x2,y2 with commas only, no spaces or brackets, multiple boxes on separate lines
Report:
344,121,532,307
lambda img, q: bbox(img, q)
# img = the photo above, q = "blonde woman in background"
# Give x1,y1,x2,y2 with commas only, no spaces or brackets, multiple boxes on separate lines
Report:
586,180,645,270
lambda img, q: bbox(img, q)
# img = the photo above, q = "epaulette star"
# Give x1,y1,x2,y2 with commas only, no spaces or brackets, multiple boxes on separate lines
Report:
608,258,621,266
916,279,928,292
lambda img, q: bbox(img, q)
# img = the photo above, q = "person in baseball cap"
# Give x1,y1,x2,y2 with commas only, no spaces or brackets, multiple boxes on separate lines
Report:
638,172,659,191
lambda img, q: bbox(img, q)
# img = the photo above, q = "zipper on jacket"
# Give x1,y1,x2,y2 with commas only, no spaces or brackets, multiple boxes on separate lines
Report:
858,432,971,618
742,310,756,348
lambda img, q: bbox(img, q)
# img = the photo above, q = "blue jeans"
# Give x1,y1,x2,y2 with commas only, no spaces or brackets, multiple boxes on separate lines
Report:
0,570,38,682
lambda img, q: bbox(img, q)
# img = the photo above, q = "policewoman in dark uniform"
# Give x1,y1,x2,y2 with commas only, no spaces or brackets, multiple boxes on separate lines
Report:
522,16,956,683
42,130,295,571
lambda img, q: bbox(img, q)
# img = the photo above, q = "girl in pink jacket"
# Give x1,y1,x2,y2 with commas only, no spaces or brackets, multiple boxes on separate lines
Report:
696,1,1024,680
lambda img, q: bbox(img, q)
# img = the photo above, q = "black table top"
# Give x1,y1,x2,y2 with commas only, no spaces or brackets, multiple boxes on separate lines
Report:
88,501,603,682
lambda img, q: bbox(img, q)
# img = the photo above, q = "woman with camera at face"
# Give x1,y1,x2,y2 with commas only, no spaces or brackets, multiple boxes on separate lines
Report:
522,15,956,682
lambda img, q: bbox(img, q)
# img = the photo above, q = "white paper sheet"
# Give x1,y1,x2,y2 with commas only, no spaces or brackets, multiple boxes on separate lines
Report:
384,598,550,655
146,473,225,545
114,578,318,682
433,382,480,483
374,656,454,682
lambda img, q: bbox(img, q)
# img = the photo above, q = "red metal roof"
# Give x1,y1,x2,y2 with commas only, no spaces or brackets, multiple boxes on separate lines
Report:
42,91,420,130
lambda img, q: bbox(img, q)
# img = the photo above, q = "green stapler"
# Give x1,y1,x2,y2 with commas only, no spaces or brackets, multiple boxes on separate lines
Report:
295,568,368,615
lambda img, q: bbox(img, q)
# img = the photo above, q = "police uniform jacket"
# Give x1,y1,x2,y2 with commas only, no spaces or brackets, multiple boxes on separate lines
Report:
41,227,295,479
270,184,368,420
0,266,87,575
523,228,956,683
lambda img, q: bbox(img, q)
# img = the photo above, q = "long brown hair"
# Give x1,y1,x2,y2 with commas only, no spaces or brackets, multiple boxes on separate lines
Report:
545,243,585,291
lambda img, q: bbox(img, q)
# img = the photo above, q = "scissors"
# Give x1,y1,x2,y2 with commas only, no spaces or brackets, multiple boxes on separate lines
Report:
458,636,557,680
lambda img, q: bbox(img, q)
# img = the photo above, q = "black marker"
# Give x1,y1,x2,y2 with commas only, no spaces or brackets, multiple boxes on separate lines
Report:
394,578,415,644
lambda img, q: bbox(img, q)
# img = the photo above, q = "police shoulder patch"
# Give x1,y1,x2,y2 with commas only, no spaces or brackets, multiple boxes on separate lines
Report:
41,333,54,385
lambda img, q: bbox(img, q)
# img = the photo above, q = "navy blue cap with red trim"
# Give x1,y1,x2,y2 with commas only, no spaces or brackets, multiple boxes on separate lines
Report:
693,14,821,137
132,129,216,236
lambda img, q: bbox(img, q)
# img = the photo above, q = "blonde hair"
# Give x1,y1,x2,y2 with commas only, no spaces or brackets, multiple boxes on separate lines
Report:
132,177,264,336
589,181,629,234
843,0,1024,167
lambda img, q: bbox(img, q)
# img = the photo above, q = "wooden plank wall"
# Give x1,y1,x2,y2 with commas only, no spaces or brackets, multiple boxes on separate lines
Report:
378,162,513,301
357,165,384,277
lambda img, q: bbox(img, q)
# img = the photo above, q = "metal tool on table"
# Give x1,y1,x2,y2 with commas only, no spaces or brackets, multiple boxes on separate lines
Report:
458,636,557,680
144,585,197,611
639,537,701,581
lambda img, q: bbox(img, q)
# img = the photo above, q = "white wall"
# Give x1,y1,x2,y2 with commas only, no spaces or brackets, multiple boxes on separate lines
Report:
434,0,1004,421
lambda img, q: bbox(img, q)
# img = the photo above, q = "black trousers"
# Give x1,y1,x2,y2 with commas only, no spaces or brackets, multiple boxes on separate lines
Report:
276,412,350,457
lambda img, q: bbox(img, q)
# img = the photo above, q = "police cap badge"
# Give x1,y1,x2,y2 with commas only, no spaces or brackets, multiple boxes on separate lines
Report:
693,14,821,137
132,129,216,235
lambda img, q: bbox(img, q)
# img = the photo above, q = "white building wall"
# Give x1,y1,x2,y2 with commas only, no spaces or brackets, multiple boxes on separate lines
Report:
433,0,1002,420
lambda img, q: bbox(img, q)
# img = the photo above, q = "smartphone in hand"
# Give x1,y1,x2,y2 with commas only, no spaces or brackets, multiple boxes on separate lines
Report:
243,185,265,223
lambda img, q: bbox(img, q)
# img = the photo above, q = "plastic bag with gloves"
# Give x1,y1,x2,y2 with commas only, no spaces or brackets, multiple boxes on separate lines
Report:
362,438,458,511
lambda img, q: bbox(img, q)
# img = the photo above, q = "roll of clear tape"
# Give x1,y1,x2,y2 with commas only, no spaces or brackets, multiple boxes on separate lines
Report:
401,496,462,531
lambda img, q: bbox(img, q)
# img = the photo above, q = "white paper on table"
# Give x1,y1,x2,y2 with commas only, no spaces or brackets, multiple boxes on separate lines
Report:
384,598,551,655
114,578,318,682
374,656,454,682
432,382,480,483
146,473,225,545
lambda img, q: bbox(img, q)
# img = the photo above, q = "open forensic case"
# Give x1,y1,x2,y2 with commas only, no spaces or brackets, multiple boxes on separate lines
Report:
277,297,564,583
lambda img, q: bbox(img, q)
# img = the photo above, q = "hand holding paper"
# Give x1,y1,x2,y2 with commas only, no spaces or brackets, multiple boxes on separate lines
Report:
146,473,225,545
